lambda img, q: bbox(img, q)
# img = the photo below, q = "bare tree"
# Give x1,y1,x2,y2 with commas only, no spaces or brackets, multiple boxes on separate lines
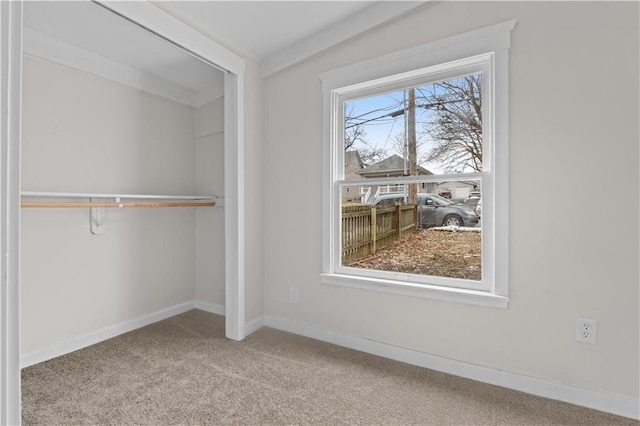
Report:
357,146,387,166
345,106,388,166
417,74,483,173
390,132,430,168
345,121,367,151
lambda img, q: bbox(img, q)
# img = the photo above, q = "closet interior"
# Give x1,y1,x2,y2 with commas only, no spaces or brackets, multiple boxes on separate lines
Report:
19,1,227,365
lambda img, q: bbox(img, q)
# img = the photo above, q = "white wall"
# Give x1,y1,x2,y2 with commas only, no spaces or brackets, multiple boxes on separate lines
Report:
243,59,266,325
195,97,225,306
264,1,639,401
20,55,197,353
194,58,266,329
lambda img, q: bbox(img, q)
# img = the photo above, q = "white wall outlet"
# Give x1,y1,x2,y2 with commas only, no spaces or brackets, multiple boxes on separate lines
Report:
576,317,597,344
289,287,299,303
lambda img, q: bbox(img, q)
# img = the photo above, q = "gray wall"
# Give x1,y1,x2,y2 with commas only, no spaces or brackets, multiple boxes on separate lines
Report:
20,52,266,354
20,55,198,353
263,2,639,399
195,97,225,306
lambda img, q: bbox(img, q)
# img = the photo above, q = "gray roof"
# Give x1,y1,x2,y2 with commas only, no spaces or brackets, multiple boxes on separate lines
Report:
358,154,432,176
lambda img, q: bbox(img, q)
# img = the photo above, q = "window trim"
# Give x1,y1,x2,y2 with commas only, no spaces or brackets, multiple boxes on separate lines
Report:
320,20,515,308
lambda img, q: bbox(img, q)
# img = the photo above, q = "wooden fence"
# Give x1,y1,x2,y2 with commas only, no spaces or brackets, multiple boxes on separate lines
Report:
342,204,417,265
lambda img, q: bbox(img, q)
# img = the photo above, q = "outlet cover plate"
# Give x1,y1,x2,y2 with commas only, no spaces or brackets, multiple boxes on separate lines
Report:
289,287,299,303
576,317,597,344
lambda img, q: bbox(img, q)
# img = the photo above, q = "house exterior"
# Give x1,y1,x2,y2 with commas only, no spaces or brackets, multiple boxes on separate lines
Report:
357,154,431,179
342,151,364,202
435,181,479,200
356,154,437,203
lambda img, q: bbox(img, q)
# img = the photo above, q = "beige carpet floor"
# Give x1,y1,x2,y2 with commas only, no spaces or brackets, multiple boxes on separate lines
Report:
22,309,637,425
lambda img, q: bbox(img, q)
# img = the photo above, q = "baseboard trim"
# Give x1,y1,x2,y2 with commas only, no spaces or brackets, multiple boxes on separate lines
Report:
193,302,263,337
20,300,266,369
22,307,636,419
193,302,263,338
194,301,225,316
245,316,265,336
20,302,196,369
263,315,639,420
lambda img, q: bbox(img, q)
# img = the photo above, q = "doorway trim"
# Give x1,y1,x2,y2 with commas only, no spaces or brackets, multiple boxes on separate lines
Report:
1,1,23,424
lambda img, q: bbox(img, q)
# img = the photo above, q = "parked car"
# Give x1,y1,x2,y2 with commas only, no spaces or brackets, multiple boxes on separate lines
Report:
438,188,452,199
463,196,482,218
372,193,479,228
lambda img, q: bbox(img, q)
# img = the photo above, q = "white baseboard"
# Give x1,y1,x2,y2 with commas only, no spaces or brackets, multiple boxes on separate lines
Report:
194,301,226,316
245,316,265,336
193,301,263,337
20,300,265,370
20,302,196,369
263,315,640,420
24,307,635,420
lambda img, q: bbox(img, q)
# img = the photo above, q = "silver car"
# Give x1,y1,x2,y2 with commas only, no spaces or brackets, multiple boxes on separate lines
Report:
372,193,479,228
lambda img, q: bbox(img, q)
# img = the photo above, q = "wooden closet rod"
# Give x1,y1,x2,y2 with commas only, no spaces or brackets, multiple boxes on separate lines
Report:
21,200,215,208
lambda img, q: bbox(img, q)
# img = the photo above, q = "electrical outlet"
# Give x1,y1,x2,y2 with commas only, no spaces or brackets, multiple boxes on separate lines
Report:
576,317,597,344
289,287,299,303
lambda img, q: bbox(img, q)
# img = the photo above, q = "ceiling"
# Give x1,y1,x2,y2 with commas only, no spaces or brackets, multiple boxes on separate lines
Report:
156,1,426,76
157,1,376,61
22,1,426,104
23,1,223,96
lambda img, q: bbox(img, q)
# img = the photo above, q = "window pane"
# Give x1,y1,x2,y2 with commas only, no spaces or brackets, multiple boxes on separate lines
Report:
344,72,483,178
340,180,482,282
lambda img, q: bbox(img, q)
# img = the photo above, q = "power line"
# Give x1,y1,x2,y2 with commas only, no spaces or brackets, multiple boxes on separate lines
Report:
345,97,478,130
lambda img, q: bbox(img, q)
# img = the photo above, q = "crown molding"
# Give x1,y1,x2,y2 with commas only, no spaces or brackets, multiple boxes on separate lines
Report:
262,2,428,77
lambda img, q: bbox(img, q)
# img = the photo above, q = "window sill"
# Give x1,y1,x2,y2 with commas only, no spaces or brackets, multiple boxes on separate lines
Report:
321,273,509,308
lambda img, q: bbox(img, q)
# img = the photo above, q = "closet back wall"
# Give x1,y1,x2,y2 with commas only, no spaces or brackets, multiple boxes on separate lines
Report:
195,97,225,307
20,55,198,355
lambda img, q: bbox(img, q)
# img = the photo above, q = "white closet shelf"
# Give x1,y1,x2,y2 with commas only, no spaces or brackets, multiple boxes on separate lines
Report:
21,191,219,208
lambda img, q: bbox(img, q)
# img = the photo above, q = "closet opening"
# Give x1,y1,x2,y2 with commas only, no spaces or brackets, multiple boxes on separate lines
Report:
1,1,246,422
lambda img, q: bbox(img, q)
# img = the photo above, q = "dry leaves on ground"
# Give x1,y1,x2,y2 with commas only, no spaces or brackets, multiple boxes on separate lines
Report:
348,228,481,280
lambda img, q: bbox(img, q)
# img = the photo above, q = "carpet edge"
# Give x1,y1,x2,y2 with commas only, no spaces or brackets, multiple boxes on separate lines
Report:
20,301,196,368
263,314,640,420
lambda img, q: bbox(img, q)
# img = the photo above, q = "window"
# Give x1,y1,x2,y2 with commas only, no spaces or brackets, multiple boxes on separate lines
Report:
320,20,515,307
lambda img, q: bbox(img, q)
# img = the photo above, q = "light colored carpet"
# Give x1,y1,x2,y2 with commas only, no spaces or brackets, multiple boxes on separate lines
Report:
22,309,636,425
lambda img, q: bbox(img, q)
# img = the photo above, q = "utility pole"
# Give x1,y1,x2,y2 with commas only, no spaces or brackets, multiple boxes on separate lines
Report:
408,88,417,204
403,91,408,177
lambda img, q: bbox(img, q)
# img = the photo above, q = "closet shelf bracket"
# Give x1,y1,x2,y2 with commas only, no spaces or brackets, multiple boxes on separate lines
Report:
90,197,106,235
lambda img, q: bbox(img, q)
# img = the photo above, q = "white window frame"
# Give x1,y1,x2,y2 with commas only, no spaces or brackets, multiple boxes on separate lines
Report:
320,20,516,308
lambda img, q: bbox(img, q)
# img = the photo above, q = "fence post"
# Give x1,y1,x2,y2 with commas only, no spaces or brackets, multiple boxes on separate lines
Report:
370,207,377,254
396,205,401,239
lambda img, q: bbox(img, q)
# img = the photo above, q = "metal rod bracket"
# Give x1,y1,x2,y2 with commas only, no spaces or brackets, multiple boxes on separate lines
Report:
90,197,106,235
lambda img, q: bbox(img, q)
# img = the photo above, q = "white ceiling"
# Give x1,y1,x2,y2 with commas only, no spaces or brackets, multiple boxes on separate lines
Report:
156,1,426,76
22,1,426,103
23,1,223,94
158,1,376,61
